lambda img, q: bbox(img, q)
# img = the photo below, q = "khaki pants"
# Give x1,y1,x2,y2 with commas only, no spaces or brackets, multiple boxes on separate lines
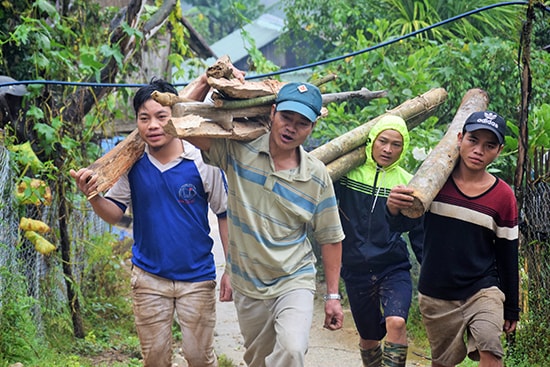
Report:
131,266,218,367
234,288,314,367
419,286,505,366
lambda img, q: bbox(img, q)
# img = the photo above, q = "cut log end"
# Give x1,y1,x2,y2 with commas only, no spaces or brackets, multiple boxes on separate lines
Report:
151,91,192,106
400,197,426,218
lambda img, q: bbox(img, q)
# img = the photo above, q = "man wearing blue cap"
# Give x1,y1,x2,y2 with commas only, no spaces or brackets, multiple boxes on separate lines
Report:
187,81,345,367
387,110,519,367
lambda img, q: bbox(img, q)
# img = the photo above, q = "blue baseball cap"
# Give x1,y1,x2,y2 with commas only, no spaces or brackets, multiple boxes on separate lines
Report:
464,110,506,144
275,82,322,122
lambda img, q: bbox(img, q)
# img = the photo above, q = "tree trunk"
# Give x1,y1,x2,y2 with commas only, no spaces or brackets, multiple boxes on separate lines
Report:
400,88,490,218
58,178,85,338
323,148,366,182
310,87,448,165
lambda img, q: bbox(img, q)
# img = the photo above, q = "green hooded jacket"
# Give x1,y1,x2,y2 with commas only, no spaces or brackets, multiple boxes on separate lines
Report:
336,115,423,274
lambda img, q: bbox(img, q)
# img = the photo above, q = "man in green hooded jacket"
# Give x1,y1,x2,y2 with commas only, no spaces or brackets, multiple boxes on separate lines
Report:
335,115,423,367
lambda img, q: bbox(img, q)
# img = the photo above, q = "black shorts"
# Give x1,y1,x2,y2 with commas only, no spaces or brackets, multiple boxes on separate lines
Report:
342,268,413,341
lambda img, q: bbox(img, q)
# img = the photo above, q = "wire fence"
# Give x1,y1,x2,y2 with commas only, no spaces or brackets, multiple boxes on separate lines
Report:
0,146,20,309
0,146,107,334
519,149,550,353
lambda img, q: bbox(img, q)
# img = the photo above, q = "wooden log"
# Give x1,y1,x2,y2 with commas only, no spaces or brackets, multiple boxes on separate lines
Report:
320,96,445,183
86,129,144,199
325,148,366,182
164,117,269,140
171,101,272,120
211,74,338,109
310,87,448,165
322,88,387,104
207,77,282,99
400,88,490,218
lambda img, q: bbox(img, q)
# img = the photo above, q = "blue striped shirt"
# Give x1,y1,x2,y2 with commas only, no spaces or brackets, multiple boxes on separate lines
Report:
205,134,344,298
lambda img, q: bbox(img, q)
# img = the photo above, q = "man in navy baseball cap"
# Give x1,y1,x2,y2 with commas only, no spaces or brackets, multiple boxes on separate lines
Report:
275,82,322,123
463,110,506,145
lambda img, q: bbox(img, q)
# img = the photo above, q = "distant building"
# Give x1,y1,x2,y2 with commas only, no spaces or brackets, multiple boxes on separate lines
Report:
176,8,324,83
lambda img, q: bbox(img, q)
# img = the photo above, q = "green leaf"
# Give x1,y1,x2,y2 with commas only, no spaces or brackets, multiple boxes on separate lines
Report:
26,106,45,120
81,52,104,70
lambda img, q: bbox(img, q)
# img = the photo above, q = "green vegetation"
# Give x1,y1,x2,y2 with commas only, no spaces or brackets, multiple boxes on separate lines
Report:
1,0,550,366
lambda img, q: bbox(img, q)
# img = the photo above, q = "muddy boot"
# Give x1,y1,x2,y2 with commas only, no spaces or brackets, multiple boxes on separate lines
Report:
382,341,408,367
360,344,382,367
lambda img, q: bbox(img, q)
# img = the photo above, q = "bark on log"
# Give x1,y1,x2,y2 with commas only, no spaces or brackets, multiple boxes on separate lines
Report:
322,88,387,104
206,54,243,80
324,148,366,181
164,117,269,140
208,77,282,99
86,129,145,199
401,88,490,218
211,74,338,109
172,102,272,119
310,88,448,165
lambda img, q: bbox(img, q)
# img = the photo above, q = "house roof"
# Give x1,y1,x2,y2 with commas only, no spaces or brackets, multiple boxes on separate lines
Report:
208,13,285,64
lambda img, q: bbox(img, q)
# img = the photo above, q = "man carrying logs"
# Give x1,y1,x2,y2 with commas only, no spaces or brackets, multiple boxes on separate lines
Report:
387,111,520,367
335,115,423,367
70,78,230,367
185,80,345,367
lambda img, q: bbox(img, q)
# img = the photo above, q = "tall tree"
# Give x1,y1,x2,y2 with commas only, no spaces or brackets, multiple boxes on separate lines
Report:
0,0,181,338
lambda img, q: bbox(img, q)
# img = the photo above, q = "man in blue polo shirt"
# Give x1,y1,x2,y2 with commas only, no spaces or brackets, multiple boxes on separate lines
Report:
70,78,229,367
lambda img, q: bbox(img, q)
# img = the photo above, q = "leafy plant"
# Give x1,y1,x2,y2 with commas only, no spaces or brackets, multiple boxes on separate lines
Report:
0,264,42,365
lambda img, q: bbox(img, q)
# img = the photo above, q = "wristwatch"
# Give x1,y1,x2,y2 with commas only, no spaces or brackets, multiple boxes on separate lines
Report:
323,293,342,301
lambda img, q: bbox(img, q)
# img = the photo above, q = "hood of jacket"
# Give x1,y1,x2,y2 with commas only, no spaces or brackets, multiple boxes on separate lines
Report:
345,115,411,189
365,115,410,171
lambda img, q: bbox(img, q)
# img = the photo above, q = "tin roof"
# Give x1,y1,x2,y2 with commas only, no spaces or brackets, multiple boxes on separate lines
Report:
209,13,285,64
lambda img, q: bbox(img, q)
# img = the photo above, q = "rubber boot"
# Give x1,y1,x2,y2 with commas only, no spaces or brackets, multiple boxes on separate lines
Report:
360,344,382,367
382,341,408,367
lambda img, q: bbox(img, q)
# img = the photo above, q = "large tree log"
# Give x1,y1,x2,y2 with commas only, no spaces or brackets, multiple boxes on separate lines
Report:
310,87,448,165
400,88,490,218
207,77,281,99
317,89,446,182
323,148,365,181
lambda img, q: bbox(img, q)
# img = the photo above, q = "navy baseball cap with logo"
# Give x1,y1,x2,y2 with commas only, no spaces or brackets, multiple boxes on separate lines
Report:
275,82,322,123
464,110,506,144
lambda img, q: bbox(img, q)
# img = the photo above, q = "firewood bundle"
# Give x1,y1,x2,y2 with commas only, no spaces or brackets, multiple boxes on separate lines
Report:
84,56,490,220
154,55,387,141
